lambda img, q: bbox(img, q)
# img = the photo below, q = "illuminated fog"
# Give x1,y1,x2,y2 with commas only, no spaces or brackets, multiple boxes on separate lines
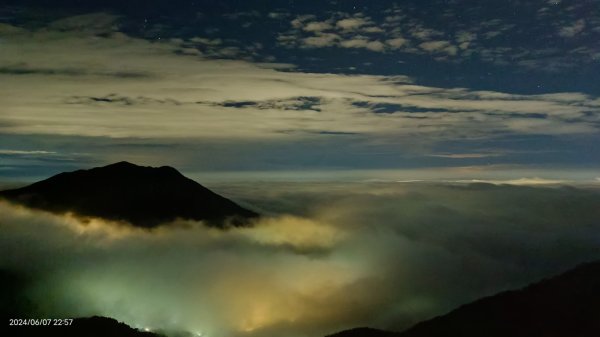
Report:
1,182,599,337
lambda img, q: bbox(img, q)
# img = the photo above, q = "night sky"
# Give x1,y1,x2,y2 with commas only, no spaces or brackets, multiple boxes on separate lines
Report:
1,0,599,182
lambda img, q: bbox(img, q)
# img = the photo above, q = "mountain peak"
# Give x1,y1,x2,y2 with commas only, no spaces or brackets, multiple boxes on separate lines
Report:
112,160,136,166
0,162,258,228
97,161,183,177
105,161,138,168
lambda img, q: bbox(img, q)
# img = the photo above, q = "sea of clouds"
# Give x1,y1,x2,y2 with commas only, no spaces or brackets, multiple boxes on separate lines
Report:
1,182,600,337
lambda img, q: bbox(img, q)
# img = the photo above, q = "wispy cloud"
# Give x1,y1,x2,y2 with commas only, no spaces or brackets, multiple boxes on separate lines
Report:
0,150,56,155
558,19,586,37
426,153,503,159
457,177,567,185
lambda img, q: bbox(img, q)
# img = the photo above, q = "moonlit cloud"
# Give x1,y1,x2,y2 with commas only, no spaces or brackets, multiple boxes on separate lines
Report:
426,153,503,159
0,150,56,155
273,2,600,73
302,21,333,32
418,40,458,56
386,37,408,49
0,1,599,178
1,15,597,147
458,177,566,185
301,33,340,47
335,17,370,30
340,38,385,52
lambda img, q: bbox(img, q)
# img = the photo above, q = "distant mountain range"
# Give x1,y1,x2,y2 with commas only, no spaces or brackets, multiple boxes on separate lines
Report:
0,161,258,228
329,260,600,337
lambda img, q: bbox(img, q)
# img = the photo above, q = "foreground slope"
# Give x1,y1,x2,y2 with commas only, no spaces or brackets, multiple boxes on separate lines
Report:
326,327,400,337
399,260,600,337
0,161,258,228
2,316,165,337
330,260,600,337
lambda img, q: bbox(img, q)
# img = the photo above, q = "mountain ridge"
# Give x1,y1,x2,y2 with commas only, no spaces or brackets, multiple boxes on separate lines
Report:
328,260,600,337
0,161,258,228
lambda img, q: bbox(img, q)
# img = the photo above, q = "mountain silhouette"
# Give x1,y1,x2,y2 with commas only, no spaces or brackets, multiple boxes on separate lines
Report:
326,327,399,337
2,316,165,337
0,161,258,228
329,260,600,337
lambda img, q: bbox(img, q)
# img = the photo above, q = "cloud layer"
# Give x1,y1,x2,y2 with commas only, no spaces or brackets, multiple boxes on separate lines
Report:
0,3,599,178
2,16,598,140
2,182,600,337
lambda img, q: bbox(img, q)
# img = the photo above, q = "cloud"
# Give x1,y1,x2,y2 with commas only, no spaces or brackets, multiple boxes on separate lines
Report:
340,38,385,52
0,23,26,35
46,13,120,34
456,177,566,185
274,4,599,71
0,64,150,78
418,40,458,56
455,31,477,50
189,37,223,46
363,26,384,33
66,94,182,106
291,15,317,29
236,215,344,252
426,153,502,159
336,18,370,30
0,148,87,166
280,12,457,57
408,26,444,40
1,15,598,145
301,33,340,48
559,19,586,37
1,10,599,176
302,21,333,32
0,150,56,156
386,37,408,49
2,182,600,337
212,97,322,112
0,200,373,337
284,14,391,53
268,12,288,20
